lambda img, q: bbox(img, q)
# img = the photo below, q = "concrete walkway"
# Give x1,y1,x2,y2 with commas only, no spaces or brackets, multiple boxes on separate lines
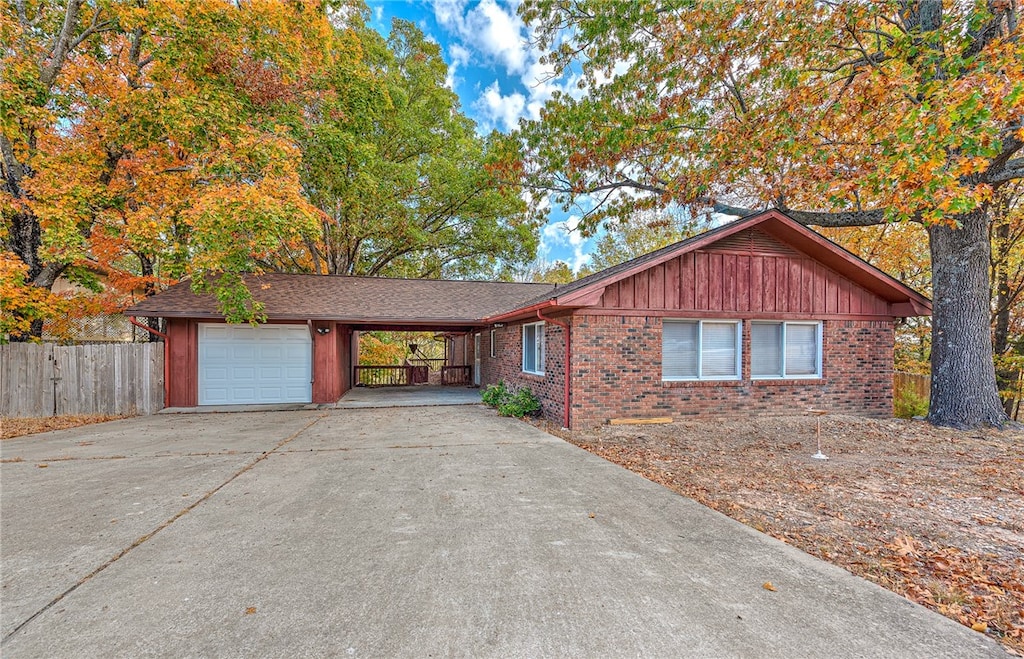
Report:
0,407,1004,657
336,384,482,408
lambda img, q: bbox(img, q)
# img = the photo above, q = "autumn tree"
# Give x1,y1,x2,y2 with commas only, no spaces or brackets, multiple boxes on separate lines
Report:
272,16,538,280
517,0,1023,428
579,209,709,276
2,0,333,335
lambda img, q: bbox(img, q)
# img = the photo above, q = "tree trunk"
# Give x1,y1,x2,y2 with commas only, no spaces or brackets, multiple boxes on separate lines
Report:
927,207,1008,428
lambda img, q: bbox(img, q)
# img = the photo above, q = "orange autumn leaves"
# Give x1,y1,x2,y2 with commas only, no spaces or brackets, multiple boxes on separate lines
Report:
2,1,334,333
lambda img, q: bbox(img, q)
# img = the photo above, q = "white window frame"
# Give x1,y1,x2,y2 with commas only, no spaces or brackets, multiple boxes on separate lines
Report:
490,329,497,358
662,319,742,382
751,321,823,380
522,321,545,375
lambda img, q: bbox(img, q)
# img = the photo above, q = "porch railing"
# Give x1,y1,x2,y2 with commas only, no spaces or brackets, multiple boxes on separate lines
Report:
441,365,472,386
407,357,446,371
354,365,410,387
355,363,473,387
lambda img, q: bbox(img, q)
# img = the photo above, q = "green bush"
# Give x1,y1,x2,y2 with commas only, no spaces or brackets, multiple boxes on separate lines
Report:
480,381,541,418
481,382,508,407
498,387,541,418
894,388,929,419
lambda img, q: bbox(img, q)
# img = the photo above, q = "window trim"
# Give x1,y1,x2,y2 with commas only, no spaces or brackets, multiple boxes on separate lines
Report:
750,320,823,380
662,319,742,382
489,329,497,358
522,321,545,375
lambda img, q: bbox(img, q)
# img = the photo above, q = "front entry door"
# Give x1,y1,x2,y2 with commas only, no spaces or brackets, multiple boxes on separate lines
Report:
473,333,481,386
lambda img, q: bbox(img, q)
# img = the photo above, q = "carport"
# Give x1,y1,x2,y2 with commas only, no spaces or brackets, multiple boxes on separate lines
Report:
125,274,555,409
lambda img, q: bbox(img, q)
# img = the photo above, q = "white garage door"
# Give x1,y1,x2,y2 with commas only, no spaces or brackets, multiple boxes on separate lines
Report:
198,324,312,405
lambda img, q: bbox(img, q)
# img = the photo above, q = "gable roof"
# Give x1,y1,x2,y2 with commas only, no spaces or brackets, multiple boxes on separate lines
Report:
125,273,555,325
488,209,931,320
125,210,930,326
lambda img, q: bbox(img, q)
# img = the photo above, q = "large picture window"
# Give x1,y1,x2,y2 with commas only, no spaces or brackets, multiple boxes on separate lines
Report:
751,321,821,378
522,322,545,375
662,320,741,380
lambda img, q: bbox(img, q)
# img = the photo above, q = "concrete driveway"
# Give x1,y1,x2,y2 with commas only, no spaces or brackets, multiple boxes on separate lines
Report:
0,406,1004,658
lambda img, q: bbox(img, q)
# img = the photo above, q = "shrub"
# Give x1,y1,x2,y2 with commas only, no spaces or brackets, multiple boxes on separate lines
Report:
480,381,541,418
481,382,508,407
894,388,929,419
498,387,541,418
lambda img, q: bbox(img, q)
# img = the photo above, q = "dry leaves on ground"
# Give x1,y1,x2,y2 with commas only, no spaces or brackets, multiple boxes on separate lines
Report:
1,415,128,439
540,415,1024,656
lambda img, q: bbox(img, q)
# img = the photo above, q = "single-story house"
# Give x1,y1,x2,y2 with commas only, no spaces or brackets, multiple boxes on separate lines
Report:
125,210,931,428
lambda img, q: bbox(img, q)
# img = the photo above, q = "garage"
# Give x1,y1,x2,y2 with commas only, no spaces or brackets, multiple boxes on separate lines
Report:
198,324,312,405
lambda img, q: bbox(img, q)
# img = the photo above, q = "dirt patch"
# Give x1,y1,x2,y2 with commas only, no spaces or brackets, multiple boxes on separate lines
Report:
538,415,1024,655
1,415,129,439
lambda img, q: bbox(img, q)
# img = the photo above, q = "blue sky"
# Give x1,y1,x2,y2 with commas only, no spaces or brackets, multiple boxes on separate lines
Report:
365,0,594,273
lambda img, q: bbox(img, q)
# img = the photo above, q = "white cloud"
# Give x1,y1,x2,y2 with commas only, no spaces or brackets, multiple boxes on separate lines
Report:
475,80,525,132
540,215,592,272
433,0,529,74
431,0,585,131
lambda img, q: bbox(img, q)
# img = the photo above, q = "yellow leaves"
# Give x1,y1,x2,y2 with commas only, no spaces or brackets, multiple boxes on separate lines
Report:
762,582,777,592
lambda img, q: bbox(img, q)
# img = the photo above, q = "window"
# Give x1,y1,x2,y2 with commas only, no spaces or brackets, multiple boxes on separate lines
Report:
522,322,545,375
490,329,497,358
751,322,821,378
662,320,741,380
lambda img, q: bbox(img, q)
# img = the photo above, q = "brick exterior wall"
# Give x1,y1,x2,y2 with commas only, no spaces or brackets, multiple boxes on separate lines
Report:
570,314,894,428
479,318,568,427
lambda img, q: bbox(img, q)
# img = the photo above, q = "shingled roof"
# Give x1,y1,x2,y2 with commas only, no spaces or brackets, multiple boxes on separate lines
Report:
125,273,556,324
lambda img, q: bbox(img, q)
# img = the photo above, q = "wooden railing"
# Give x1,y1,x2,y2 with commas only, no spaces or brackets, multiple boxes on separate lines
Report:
354,365,410,387
355,363,472,387
441,365,472,386
407,357,446,371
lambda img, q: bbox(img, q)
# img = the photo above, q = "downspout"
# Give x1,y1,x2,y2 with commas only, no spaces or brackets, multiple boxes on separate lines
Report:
537,310,571,429
129,316,169,408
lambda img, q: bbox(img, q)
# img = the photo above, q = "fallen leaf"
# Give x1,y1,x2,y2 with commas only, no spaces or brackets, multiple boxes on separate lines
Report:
244,607,257,615
588,512,595,518
37,464,48,468
763,582,776,592
972,622,988,633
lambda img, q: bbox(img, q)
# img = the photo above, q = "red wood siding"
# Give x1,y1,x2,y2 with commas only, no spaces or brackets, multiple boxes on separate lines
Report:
312,322,351,403
594,229,889,317
166,318,198,407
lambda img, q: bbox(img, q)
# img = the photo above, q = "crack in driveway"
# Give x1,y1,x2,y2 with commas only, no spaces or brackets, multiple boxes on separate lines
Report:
0,414,326,644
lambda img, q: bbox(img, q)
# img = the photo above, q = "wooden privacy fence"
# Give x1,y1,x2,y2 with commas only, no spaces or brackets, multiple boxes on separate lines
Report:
0,343,164,418
894,371,929,401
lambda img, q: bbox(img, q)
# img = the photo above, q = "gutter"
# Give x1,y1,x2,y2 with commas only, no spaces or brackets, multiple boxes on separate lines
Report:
128,317,169,409
485,299,557,324
537,309,571,429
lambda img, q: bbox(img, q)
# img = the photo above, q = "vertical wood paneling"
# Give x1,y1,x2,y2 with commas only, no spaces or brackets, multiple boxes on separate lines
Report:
665,257,680,309
680,253,695,309
763,257,776,312
649,263,665,308
634,271,649,308
736,256,750,311
723,254,736,310
707,253,722,310
577,240,898,318
750,257,763,312
695,253,709,309
788,260,802,311
801,260,814,313
619,277,634,308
